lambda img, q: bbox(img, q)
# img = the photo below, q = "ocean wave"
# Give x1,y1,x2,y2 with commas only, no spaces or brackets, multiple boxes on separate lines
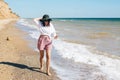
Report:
59,20,67,22
17,19,39,30
59,20,73,22
53,39,120,80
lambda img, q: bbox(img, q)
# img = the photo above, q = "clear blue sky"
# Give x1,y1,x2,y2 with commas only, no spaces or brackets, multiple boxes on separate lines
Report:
5,0,120,18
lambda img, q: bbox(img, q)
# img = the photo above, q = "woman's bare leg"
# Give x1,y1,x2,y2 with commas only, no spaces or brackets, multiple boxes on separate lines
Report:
40,50,44,70
46,49,51,76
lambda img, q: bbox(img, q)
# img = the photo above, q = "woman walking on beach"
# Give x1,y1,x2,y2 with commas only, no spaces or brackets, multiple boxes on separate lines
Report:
34,14,57,76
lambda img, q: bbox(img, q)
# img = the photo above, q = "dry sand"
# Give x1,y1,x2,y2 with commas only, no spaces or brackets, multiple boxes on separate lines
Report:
0,19,60,80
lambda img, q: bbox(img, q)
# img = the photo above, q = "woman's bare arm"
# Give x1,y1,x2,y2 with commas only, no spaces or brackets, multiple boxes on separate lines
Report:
34,17,41,22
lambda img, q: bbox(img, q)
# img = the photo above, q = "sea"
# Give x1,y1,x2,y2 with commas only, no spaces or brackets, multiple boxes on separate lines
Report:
16,18,120,80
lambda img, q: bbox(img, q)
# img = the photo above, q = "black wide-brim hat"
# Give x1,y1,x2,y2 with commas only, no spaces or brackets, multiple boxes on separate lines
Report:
40,14,52,21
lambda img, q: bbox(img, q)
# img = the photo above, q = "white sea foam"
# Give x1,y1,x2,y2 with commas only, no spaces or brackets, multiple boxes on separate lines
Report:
59,20,67,22
29,31,40,39
17,19,39,30
59,20,73,22
52,39,120,80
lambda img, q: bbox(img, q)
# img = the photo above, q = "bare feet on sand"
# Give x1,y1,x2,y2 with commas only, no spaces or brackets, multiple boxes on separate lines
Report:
47,72,51,76
40,67,43,71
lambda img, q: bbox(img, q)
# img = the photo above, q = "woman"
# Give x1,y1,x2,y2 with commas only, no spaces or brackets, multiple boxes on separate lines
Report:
34,14,57,76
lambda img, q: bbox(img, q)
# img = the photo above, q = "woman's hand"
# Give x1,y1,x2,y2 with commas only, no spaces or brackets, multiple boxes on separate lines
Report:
54,35,58,39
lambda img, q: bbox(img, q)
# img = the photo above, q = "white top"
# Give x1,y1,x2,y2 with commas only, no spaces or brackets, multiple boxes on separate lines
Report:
34,19,56,39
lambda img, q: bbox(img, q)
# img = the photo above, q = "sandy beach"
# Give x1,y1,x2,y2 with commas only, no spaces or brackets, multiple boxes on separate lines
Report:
0,19,60,80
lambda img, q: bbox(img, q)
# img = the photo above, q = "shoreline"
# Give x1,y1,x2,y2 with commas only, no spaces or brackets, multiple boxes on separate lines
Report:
0,19,60,80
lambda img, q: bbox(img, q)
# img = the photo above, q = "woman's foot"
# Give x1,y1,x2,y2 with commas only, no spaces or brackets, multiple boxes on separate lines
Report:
47,72,51,76
40,66,43,71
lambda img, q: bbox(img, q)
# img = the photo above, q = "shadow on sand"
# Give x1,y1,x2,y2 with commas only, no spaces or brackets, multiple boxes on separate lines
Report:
0,61,46,74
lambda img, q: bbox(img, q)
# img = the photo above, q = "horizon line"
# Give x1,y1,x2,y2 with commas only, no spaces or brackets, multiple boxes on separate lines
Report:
22,17,120,19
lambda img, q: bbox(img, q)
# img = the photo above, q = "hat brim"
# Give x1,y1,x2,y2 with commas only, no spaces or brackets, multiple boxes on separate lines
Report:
40,18,52,21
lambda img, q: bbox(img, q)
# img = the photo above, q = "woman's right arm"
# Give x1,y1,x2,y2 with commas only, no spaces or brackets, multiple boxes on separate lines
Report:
34,18,41,25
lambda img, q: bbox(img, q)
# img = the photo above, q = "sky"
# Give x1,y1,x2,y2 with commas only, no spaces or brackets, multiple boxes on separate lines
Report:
5,0,120,18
